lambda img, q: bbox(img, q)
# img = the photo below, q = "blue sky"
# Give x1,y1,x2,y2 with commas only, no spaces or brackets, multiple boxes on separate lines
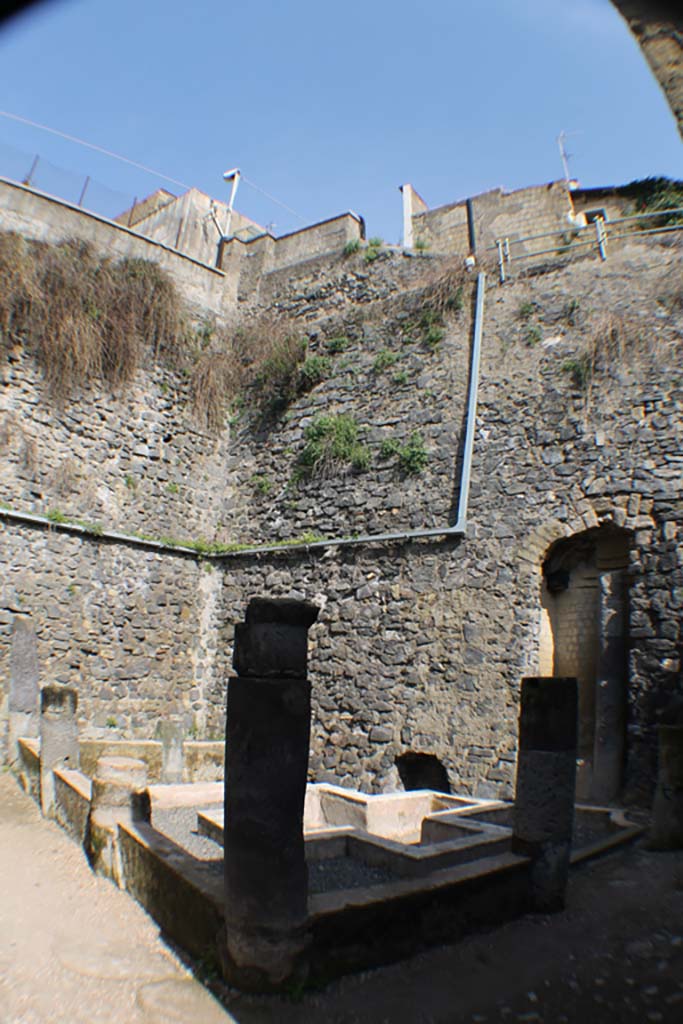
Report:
0,0,680,241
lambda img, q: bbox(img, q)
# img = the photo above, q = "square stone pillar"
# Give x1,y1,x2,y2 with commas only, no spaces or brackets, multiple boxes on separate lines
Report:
157,718,184,784
592,570,627,804
513,676,578,912
39,685,79,818
648,725,683,850
224,597,319,992
8,615,40,764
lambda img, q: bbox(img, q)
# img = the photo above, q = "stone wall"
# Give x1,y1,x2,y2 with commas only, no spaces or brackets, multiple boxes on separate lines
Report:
1,230,681,802
125,187,264,265
0,523,227,758
0,353,237,544
412,181,573,257
220,212,364,300
611,0,683,138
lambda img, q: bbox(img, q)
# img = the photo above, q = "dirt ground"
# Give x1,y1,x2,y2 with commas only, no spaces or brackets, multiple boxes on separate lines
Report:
220,838,683,1024
0,771,232,1024
2,771,682,1024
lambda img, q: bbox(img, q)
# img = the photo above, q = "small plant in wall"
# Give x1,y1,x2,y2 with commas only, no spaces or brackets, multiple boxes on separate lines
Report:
380,431,429,476
372,349,400,374
299,355,331,390
295,414,370,481
251,474,273,496
562,354,593,392
343,238,361,256
327,334,350,354
418,308,445,349
46,508,68,524
364,237,384,263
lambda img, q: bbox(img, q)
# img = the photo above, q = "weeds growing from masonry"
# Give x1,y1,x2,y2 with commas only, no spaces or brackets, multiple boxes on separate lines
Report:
295,415,370,481
0,231,315,431
380,431,429,476
0,232,188,401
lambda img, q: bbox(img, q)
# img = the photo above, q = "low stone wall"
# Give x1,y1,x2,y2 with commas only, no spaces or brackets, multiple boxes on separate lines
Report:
79,740,164,782
183,741,224,782
118,821,224,964
53,767,91,844
16,736,40,799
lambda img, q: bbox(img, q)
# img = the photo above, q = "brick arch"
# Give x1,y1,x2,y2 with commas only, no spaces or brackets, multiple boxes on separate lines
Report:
539,524,633,803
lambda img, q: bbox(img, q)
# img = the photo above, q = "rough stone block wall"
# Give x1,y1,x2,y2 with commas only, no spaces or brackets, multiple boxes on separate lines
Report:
0,353,237,544
0,524,226,744
1,231,681,802
413,202,469,254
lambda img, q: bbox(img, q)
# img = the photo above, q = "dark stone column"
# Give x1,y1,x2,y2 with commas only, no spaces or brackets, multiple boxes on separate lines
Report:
513,677,578,912
592,571,628,804
648,725,683,849
224,597,319,992
39,685,79,818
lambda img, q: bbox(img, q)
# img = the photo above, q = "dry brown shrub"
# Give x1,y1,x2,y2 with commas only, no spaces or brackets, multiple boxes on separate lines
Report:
30,241,104,397
0,231,190,399
111,258,188,364
189,314,307,430
585,310,661,381
0,232,40,355
657,265,683,313
417,254,491,319
191,348,241,430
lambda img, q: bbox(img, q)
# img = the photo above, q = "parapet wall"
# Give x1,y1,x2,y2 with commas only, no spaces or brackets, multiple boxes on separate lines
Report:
0,178,235,317
412,181,573,256
220,212,364,299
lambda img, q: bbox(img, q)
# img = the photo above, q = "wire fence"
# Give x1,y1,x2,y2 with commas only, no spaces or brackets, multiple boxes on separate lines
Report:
490,207,683,283
0,139,140,223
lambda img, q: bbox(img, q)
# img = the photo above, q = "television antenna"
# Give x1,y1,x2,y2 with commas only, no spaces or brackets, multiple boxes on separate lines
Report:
557,130,582,185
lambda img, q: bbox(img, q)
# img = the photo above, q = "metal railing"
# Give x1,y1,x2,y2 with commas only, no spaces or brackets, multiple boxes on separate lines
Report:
491,207,683,283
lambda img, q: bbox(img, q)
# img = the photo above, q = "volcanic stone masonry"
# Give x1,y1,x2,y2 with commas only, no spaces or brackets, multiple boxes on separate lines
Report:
1,236,681,804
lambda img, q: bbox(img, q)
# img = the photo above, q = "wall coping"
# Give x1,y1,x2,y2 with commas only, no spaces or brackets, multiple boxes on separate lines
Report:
0,177,226,277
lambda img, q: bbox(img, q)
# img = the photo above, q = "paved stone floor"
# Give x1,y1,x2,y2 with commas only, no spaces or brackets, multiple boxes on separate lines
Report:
2,771,683,1023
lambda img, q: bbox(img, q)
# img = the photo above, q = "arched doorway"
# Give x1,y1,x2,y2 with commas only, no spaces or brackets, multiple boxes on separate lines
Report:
539,526,631,803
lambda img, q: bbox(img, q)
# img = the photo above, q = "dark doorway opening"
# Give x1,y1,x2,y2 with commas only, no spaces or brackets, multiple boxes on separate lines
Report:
395,752,451,793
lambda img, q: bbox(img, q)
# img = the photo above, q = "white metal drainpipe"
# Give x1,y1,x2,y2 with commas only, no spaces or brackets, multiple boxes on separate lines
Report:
0,273,486,559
